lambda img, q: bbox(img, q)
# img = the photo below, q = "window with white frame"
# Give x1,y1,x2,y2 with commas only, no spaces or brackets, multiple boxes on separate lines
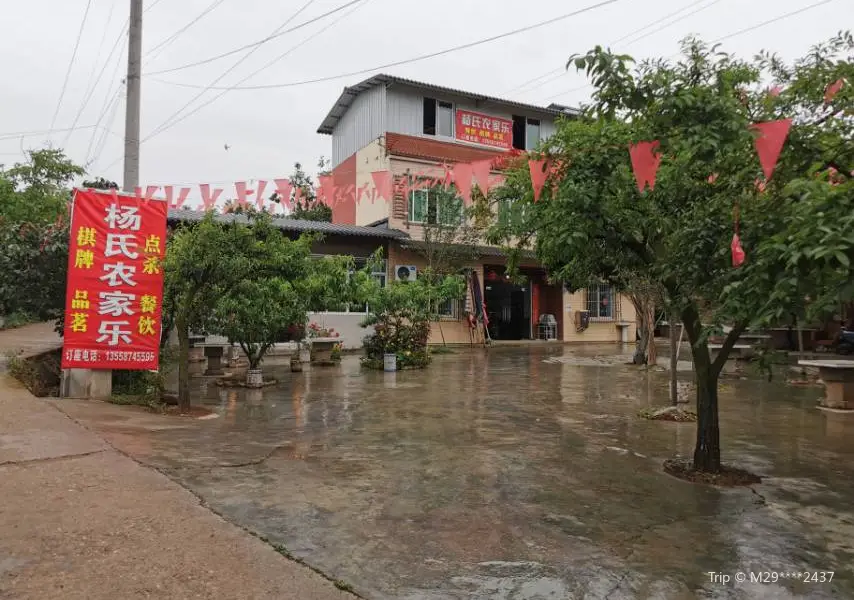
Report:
437,101,454,137
409,188,463,225
525,118,541,151
586,283,614,319
423,98,454,137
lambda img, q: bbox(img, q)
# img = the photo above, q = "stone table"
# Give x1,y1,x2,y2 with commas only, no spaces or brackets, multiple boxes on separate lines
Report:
308,337,339,364
198,344,226,376
799,359,854,410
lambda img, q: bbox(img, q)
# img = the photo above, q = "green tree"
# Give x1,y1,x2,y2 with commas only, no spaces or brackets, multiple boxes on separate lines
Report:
411,183,482,344
490,35,854,473
81,177,119,190
271,161,333,222
208,215,355,380
0,149,84,324
163,213,255,410
360,273,465,369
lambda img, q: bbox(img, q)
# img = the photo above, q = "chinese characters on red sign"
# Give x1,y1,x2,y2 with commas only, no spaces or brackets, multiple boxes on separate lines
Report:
61,189,167,370
455,110,513,150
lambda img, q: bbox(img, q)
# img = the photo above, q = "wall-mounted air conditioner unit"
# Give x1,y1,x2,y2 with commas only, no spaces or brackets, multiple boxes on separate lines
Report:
395,265,417,282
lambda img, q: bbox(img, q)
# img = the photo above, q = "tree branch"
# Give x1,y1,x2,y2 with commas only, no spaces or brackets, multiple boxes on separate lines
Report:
711,320,748,378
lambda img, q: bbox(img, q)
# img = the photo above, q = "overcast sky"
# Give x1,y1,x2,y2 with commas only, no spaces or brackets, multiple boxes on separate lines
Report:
0,0,844,195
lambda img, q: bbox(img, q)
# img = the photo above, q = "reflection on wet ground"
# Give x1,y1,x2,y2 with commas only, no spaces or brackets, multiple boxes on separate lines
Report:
57,345,854,599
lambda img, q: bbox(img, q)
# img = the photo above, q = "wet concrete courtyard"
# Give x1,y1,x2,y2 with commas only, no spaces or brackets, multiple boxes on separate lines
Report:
56,345,854,599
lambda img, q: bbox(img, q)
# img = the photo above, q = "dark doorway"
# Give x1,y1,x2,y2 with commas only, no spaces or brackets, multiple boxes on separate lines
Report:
484,268,531,340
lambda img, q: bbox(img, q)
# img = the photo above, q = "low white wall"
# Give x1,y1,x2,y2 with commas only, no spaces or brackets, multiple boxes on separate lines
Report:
307,312,373,349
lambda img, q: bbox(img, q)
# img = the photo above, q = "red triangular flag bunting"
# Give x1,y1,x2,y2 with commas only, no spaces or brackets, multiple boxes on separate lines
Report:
471,160,491,197
453,163,473,206
234,181,249,206
528,159,547,202
752,119,792,181
628,141,662,193
731,233,745,267
371,171,392,202
199,184,223,212
253,180,268,210
318,175,335,206
273,178,293,210
163,185,191,209
825,79,844,103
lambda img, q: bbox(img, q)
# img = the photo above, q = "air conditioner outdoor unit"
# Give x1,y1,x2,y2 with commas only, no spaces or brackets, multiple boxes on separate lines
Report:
395,265,417,282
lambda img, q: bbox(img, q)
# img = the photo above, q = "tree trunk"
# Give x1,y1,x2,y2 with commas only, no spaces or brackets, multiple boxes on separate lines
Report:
646,302,657,367
176,313,191,413
631,294,648,365
670,315,679,406
681,304,721,473
693,359,721,472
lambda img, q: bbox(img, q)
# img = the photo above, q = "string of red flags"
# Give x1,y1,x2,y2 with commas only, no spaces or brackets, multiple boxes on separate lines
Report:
371,171,392,203
471,159,491,197
628,141,662,193
453,162,473,206
529,159,548,202
752,119,792,181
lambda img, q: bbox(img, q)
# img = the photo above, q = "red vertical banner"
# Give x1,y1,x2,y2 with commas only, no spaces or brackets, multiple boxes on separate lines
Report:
62,188,168,371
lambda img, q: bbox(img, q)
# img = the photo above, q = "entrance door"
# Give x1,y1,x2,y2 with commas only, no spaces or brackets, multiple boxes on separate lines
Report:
484,276,531,341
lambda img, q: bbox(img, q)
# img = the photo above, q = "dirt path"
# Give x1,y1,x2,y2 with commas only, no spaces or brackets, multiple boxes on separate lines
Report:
0,375,353,600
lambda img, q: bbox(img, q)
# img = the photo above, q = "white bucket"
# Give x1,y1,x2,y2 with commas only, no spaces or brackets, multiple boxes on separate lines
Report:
383,353,397,372
246,369,263,387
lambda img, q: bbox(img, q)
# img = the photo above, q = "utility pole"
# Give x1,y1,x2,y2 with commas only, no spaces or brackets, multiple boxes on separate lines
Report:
123,0,143,192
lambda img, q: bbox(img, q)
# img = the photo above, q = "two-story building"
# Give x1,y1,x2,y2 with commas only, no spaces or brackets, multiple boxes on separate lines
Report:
317,74,636,345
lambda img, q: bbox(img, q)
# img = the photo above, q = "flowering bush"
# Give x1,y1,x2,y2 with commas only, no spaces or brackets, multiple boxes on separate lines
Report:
305,322,340,338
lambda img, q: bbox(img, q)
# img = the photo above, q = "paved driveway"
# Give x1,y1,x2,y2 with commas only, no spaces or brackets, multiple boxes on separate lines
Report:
56,345,854,599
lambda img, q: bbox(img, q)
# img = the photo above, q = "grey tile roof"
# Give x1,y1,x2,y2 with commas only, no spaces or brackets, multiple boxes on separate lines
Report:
317,73,580,135
399,240,537,260
167,209,410,240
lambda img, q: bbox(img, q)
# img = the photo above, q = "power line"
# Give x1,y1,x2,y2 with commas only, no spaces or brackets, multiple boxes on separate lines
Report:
84,44,128,163
541,0,837,103
620,0,724,48
90,92,125,168
49,0,94,132
100,0,372,171
63,2,124,147
507,0,715,97
712,0,834,43
146,0,317,141
143,0,230,64
145,0,374,139
144,0,363,76
505,0,713,95
151,0,622,92
0,123,106,142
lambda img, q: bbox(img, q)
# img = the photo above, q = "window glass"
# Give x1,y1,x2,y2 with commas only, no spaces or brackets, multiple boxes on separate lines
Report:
586,284,614,318
525,118,541,151
437,101,453,137
409,189,429,222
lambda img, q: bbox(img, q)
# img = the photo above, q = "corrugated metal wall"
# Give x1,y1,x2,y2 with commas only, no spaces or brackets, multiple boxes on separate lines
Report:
332,85,386,167
385,84,559,146
331,83,562,165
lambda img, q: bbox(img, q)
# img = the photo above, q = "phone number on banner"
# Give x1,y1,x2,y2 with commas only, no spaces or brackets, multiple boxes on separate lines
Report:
64,348,156,366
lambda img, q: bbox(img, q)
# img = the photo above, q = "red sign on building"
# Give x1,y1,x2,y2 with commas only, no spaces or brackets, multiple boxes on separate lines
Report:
61,188,168,371
455,110,513,150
